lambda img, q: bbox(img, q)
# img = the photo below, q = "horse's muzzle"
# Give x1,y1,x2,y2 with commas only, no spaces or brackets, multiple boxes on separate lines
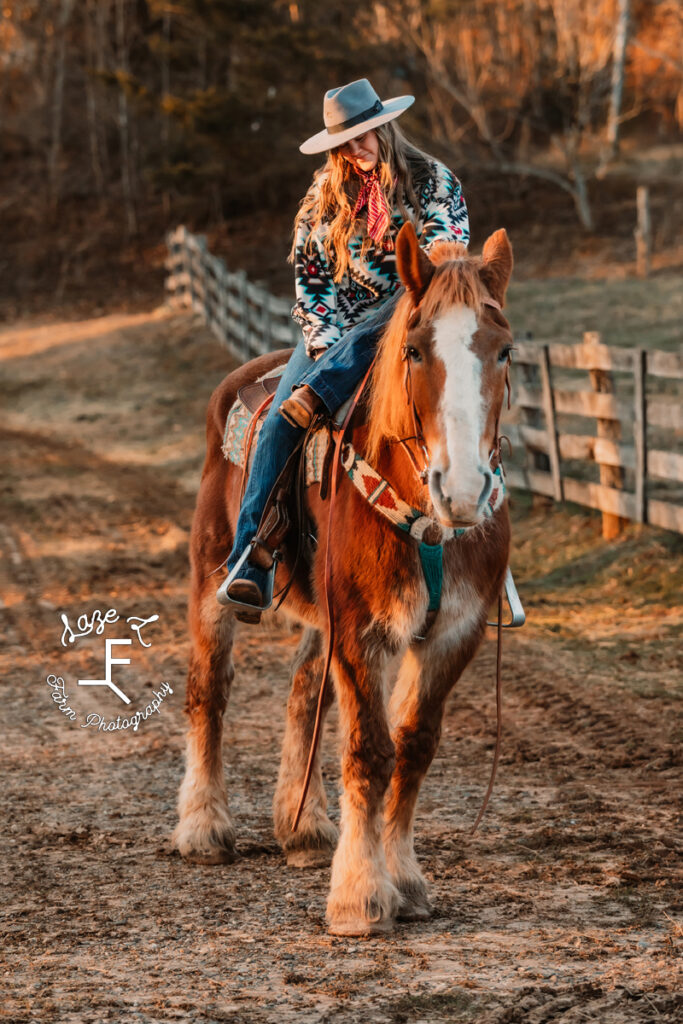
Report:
429,466,494,527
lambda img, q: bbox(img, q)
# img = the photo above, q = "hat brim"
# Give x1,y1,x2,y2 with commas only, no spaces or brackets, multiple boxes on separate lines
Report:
299,95,415,155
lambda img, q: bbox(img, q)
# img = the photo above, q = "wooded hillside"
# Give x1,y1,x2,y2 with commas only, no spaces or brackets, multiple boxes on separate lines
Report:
1,0,681,317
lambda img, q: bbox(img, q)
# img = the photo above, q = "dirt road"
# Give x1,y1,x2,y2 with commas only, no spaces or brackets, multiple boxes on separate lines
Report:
1,308,681,1023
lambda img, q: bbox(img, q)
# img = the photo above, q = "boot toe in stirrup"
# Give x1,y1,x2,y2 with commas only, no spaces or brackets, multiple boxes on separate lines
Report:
216,577,264,623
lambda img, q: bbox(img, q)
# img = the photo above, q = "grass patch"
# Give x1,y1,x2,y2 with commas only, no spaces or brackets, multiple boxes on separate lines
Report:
507,272,683,351
510,498,683,608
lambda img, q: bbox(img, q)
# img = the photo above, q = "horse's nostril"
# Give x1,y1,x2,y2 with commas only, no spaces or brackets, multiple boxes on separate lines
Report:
477,468,493,507
434,471,451,506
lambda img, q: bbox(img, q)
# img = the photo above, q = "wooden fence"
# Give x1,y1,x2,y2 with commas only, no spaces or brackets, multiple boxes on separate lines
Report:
165,225,301,358
502,335,683,536
165,225,683,536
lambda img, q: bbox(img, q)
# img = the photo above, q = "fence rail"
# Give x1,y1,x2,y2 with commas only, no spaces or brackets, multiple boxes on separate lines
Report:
165,226,683,536
165,225,301,358
504,337,683,535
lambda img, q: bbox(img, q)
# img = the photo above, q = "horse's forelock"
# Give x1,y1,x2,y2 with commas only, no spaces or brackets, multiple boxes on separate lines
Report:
420,250,487,321
424,240,469,267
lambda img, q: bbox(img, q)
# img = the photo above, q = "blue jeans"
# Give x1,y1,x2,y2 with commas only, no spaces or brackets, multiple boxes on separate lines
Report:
226,290,402,589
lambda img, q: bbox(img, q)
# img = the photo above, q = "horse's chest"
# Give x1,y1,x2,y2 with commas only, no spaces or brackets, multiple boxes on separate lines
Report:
375,548,485,652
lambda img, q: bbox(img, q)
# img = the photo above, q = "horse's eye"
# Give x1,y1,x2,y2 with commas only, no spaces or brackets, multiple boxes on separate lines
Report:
498,345,513,363
406,346,422,362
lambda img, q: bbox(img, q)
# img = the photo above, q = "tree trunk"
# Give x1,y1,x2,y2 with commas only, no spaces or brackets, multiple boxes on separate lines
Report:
161,8,171,218
571,165,594,231
48,0,75,208
84,0,105,197
94,0,110,181
606,0,630,160
116,0,137,236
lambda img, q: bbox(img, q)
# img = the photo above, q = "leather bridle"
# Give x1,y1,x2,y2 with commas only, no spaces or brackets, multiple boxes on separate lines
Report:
398,295,512,491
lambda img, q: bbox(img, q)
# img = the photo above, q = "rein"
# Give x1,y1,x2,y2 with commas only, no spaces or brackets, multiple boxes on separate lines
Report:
291,357,377,833
292,323,510,835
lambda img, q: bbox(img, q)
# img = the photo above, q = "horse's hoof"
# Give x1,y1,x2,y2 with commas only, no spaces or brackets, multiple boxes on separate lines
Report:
326,887,399,936
286,846,333,869
172,819,238,866
397,888,433,921
182,846,239,866
327,917,395,936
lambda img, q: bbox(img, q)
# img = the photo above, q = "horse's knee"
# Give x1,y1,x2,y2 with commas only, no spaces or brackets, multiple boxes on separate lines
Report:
395,722,441,775
344,737,396,801
375,745,397,791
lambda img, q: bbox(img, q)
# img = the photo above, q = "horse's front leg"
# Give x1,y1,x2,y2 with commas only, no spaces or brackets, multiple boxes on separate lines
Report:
273,627,338,867
326,630,400,935
384,639,479,920
172,571,237,864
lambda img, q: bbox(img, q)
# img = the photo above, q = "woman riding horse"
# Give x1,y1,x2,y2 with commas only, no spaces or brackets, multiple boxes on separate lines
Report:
218,77,470,618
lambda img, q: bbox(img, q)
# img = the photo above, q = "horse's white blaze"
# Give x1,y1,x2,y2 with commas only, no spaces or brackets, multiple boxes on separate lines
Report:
431,306,489,522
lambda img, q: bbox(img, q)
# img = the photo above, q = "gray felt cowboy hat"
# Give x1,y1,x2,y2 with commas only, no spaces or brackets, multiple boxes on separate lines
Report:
300,78,415,155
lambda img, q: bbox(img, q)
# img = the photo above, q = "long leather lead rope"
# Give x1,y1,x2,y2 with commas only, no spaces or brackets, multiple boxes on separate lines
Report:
292,355,507,834
291,359,377,833
471,592,503,834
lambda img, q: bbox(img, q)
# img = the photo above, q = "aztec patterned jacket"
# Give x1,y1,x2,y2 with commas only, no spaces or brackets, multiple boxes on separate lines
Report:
291,159,470,356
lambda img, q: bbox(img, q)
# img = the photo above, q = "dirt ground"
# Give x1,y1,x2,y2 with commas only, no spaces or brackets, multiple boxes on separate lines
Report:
0,308,681,1024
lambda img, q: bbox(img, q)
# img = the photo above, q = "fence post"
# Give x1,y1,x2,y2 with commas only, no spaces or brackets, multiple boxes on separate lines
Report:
215,263,231,349
261,291,273,354
633,348,648,524
235,269,249,361
635,186,651,278
195,234,210,325
176,226,191,309
585,330,626,539
520,332,551,478
540,345,563,501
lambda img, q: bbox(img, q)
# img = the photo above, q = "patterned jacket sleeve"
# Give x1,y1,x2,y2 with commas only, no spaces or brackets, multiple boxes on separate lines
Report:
418,162,470,250
291,214,341,355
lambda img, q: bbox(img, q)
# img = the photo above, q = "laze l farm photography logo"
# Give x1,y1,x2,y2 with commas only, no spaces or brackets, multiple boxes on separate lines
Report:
46,606,173,733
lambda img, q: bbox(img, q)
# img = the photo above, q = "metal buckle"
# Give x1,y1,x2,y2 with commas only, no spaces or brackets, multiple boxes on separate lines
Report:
216,543,279,611
487,567,526,628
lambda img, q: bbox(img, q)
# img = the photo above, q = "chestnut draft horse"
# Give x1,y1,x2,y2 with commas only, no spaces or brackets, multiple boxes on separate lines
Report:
173,223,515,936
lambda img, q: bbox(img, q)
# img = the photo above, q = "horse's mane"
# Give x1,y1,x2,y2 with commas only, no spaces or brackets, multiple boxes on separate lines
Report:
366,241,488,461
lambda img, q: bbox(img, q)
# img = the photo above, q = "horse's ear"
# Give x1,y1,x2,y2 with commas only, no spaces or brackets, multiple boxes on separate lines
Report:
396,222,434,305
480,229,513,307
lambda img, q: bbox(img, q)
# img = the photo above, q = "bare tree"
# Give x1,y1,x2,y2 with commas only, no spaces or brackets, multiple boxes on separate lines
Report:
605,0,631,159
160,5,171,217
84,0,106,196
48,0,76,207
377,0,624,230
115,0,137,236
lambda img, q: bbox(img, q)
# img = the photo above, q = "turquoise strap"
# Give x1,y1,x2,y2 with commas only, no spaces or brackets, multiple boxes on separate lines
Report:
419,541,443,612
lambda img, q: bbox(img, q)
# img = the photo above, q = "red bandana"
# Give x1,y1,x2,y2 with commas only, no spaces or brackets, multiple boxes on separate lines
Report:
352,169,394,251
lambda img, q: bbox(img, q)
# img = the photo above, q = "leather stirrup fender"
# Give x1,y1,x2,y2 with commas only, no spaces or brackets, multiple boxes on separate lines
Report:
247,438,305,571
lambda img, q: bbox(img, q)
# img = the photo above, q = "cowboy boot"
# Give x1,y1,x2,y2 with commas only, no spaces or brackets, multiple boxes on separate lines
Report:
279,385,321,429
216,553,270,624
221,578,264,624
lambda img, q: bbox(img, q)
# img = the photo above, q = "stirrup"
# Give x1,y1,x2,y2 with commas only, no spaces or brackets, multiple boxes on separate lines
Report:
486,567,526,628
216,542,279,611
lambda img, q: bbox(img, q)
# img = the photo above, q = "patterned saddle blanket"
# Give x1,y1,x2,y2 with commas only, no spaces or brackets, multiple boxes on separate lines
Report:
220,368,329,487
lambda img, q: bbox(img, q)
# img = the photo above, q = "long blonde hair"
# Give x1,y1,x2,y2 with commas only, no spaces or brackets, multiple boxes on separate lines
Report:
288,121,435,283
